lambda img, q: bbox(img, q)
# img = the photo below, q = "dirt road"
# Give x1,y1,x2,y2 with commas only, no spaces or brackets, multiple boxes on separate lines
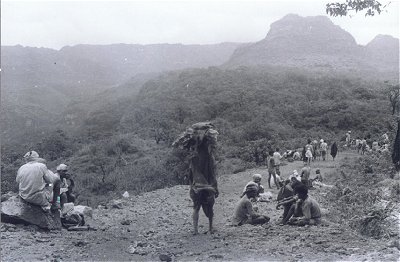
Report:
1,152,399,261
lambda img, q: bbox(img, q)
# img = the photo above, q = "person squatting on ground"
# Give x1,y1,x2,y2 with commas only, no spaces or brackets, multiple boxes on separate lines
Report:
281,184,322,226
276,177,302,224
241,173,264,199
55,164,76,208
16,151,61,212
232,183,270,226
268,151,280,189
172,122,219,235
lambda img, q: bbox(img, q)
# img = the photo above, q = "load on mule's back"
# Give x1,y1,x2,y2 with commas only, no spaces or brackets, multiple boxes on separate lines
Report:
172,121,219,235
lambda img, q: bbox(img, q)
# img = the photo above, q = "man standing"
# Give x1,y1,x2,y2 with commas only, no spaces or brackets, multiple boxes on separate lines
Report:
331,142,338,160
173,122,219,235
273,148,283,176
300,163,311,188
346,131,351,148
16,151,61,212
268,151,280,189
320,139,328,161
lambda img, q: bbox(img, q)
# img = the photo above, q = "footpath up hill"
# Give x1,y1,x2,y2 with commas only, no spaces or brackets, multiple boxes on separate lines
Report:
1,152,399,261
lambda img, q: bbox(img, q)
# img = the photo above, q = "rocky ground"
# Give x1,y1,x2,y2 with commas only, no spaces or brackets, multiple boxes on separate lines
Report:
1,151,399,261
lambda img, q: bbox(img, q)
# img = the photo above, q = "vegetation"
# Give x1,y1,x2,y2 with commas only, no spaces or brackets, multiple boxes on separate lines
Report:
1,66,397,207
327,151,399,239
326,0,388,17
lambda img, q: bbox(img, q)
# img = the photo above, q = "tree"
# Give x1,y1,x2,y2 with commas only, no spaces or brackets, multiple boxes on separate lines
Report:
326,0,389,17
387,84,400,115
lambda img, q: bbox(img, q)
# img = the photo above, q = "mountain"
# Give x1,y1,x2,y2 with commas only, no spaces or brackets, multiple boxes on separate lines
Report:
364,34,399,71
224,14,399,77
0,43,242,146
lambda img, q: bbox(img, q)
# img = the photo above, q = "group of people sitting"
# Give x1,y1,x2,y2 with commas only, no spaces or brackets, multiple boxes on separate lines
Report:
232,171,322,227
16,150,75,213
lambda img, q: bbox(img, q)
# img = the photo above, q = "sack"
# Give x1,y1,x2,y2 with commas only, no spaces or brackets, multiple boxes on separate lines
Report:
172,122,218,150
61,211,85,228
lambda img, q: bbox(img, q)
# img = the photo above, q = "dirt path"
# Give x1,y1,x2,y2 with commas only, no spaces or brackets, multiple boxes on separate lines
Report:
1,152,399,261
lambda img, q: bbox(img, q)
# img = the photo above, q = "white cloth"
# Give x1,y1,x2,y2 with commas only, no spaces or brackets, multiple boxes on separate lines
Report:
16,161,59,206
273,152,282,166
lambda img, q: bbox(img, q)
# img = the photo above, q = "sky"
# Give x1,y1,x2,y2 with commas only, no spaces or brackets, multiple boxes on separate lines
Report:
1,0,399,50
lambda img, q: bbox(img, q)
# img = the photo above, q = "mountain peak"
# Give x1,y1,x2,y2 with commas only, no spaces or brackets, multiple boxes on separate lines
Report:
264,14,355,46
367,34,399,48
224,14,396,72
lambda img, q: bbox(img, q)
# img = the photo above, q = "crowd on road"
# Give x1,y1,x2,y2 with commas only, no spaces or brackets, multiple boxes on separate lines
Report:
14,125,391,236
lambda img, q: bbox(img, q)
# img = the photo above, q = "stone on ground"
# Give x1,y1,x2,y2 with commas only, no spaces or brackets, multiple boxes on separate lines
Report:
1,196,61,230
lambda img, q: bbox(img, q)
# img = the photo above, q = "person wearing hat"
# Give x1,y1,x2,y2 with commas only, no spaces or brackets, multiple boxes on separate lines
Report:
55,164,76,208
241,174,265,199
232,183,270,226
16,151,61,212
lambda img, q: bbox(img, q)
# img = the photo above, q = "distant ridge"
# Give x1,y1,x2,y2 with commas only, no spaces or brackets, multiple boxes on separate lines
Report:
224,14,399,74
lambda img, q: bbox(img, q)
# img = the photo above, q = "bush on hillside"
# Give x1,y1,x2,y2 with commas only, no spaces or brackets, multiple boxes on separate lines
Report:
327,152,398,239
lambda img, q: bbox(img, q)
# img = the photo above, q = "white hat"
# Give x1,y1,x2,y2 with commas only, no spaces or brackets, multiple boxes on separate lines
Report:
23,151,39,159
320,139,324,143
252,173,262,181
56,164,68,171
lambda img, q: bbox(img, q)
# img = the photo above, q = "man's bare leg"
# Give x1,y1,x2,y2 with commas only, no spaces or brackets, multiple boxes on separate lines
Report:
208,212,214,234
193,207,200,235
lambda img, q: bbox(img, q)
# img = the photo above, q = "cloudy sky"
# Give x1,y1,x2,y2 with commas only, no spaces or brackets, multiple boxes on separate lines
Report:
1,0,399,50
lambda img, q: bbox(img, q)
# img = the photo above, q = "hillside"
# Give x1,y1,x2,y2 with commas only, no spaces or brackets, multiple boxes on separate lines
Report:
1,13,399,209
0,43,242,146
1,14,398,148
224,14,399,79
2,152,399,261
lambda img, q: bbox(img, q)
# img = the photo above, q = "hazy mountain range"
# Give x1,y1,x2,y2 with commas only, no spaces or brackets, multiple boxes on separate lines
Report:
1,14,399,147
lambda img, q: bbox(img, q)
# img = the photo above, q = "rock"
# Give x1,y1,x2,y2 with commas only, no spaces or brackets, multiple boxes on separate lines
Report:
209,254,224,259
109,199,123,209
1,191,17,202
127,245,136,254
74,240,88,247
1,196,61,230
121,219,131,225
387,239,400,250
122,191,130,198
342,187,352,195
159,254,172,261
74,205,93,218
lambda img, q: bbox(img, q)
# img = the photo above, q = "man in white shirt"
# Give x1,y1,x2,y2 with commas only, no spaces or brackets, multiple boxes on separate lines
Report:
273,148,283,176
16,151,61,212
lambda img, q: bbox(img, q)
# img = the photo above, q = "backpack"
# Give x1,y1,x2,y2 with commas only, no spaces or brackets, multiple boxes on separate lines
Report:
61,211,85,228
